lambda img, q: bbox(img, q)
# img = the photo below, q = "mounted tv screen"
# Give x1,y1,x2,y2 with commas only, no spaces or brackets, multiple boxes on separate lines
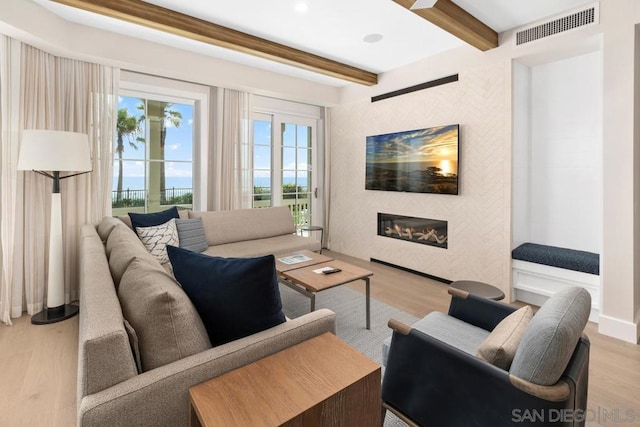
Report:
365,124,459,195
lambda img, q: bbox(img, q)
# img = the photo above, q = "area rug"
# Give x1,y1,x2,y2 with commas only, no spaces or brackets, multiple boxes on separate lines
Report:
279,283,419,427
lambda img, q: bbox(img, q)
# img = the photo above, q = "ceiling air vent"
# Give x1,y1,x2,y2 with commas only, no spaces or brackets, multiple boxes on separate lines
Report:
515,4,598,46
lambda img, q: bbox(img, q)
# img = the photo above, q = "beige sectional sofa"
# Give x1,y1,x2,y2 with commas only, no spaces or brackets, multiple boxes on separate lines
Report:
78,206,334,426
118,205,321,257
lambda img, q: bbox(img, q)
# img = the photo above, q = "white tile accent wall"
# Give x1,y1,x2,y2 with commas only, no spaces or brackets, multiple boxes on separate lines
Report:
329,62,511,294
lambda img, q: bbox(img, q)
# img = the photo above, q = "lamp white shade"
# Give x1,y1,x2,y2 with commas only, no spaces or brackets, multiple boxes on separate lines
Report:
17,130,91,172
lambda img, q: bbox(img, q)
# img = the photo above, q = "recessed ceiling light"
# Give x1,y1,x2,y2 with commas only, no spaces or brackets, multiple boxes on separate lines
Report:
294,1,310,13
363,33,384,44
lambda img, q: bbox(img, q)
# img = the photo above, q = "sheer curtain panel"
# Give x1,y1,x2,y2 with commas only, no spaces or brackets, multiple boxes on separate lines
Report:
210,89,252,211
0,37,117,324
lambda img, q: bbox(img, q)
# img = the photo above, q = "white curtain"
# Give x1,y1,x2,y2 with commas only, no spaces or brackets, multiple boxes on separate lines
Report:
0,37,24,324
0,38,117,324
322,107,331,250
210,89,252,210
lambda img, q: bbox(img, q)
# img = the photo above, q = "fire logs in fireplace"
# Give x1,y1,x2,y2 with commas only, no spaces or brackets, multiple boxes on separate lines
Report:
378,213,448,249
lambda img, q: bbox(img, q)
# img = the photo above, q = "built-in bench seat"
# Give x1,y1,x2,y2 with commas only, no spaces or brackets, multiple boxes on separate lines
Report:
511,243,600,322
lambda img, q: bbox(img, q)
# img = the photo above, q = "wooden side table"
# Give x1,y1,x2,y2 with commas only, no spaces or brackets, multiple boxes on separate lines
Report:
189,333,381,427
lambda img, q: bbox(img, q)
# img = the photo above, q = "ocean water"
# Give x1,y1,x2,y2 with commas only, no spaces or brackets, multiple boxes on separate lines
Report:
113,176,308,191
112,176,193,191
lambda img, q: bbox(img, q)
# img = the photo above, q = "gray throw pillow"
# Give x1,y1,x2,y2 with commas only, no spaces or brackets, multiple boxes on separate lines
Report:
175,218,208,253
509,287,591,385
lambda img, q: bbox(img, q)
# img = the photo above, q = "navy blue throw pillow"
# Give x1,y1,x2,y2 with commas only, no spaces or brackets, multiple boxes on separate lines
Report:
166,245,286,346
129,206,179,230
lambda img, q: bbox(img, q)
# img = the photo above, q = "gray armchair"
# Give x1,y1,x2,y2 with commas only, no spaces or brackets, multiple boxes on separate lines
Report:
381,286,591,427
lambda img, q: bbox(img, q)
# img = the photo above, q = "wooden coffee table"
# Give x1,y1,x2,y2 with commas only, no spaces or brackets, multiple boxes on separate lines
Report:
188,332,381,427
277,257,373,329
274,249,333,273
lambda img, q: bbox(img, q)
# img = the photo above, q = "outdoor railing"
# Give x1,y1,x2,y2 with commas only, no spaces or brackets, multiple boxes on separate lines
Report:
253,197,310,227
111,188,309,227
160,187,193,205
112,188,193,208
112,189,146,207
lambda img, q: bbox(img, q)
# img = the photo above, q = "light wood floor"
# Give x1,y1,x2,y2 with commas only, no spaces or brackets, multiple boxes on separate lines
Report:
1,250,639,427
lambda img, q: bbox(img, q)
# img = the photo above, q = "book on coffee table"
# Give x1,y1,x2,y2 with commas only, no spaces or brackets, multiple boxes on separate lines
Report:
278,253,313,265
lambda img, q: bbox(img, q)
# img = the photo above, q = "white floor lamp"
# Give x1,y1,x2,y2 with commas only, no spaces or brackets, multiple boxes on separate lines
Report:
17,129,92,325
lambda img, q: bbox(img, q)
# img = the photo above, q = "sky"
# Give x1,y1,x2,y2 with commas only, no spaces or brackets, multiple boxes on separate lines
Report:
366,124,459,165
253,120,312,187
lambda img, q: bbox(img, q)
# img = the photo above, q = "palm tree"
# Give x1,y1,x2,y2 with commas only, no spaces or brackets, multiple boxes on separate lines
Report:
115,108,142,203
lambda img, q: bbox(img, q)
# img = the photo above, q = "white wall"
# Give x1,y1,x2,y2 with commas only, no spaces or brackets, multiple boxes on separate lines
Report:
528,51,602,253
599,5,640,343
512,62,531,248
330,61,512,295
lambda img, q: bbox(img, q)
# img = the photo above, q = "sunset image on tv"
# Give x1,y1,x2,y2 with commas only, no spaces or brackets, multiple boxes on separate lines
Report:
365,124,459,194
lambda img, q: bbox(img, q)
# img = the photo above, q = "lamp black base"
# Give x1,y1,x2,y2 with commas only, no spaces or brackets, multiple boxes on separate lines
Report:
31,304,79,325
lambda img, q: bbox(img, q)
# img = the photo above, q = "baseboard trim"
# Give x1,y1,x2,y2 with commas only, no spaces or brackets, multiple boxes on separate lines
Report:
598,313,639,344
370,258,451,284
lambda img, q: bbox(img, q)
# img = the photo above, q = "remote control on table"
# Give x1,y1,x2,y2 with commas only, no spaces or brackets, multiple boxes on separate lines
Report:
322,268,342,274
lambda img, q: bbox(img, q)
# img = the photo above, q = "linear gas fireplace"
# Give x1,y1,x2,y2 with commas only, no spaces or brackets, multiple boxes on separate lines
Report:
378,213,448,249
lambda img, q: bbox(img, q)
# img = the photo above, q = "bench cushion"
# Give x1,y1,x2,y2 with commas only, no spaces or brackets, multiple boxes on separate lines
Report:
512,243,599,275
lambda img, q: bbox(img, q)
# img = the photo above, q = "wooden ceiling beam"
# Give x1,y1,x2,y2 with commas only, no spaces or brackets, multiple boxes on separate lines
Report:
50,0,378,86
393,0,498,51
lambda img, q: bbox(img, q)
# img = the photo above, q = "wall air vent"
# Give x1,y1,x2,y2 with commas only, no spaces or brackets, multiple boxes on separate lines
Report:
515,4,598,46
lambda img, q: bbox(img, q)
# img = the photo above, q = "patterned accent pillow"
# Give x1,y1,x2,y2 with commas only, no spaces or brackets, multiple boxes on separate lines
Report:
135,218,179,265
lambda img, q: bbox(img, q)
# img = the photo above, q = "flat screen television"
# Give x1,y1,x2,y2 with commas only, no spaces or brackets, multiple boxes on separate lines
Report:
365,124,459,195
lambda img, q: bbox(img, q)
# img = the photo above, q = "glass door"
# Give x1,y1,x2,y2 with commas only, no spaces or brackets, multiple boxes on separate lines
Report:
251,114,319,231
280,117,315,228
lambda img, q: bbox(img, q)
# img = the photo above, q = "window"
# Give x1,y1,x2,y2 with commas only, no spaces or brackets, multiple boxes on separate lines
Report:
253,117,272,208
113,95,194,214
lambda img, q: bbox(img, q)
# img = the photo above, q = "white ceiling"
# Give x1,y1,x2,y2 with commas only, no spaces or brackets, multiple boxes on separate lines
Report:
34,0,595,87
